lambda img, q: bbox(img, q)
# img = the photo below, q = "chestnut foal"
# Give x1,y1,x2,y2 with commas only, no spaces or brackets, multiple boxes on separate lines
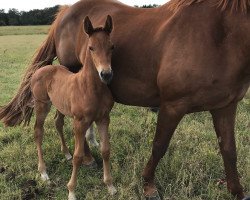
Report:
31,15,116,199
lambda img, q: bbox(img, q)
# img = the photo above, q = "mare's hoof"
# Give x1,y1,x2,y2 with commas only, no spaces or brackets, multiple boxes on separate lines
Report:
89,140,99,148
242,197,250,200
65,153,73,161
83,160,97,169
145,191,161,200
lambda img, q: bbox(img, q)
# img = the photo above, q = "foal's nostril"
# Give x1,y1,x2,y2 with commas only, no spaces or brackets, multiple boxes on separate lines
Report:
100,70,113,83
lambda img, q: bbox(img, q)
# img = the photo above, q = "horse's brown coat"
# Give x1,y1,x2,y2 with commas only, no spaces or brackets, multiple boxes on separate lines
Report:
31,16,116,199
0,0,249,199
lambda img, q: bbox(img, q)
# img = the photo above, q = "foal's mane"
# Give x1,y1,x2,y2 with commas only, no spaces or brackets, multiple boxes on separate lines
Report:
167,0,250,13
91,27,106,34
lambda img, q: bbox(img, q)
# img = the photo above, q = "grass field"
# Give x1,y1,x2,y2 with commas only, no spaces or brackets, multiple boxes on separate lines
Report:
0,26,249,200
0,26,50,36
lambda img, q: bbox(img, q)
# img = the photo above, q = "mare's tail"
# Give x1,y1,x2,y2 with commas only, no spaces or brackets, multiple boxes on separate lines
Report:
0,6,69,126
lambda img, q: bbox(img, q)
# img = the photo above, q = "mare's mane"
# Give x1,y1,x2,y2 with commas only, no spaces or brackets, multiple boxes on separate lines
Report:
167,0,250,13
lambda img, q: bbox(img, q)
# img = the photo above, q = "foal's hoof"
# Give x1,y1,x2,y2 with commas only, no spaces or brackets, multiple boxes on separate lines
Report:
83,160,97,169
40,172,50,182
108,184,117,196
145,191,161,200
242,197,250,200
68,191,76,200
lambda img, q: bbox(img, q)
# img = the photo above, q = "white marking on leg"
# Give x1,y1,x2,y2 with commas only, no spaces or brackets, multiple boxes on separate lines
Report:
86,125,99,147
68,191,76,200
90,139,99,147
41,171,50,182
107,184,117,195
65,152,73,160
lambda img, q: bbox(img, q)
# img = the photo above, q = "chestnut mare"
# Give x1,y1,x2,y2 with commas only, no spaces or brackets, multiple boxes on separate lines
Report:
0,0,249,199
31,16,116,199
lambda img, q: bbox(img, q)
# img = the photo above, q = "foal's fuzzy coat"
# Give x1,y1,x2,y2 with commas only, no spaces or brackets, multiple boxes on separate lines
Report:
30,16,116,200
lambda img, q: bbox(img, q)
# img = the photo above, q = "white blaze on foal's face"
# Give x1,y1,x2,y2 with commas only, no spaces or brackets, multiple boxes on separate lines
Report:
88,32,114,76
83,15,114,83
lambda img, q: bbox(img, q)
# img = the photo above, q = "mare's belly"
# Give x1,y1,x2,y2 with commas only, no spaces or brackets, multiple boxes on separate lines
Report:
187,85,249,112
110,77,160,107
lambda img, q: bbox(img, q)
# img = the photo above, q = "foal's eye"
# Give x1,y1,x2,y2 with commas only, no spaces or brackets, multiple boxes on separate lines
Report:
89,46,94,51
111,45,115,50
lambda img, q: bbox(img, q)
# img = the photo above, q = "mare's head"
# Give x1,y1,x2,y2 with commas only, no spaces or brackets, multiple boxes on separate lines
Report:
84,15,114,84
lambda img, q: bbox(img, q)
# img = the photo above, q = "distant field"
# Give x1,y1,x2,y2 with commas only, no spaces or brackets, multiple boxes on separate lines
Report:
0,25,50,36
0,26,249,200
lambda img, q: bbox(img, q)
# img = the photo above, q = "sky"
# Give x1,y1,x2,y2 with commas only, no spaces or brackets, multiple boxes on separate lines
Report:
1,0,169,12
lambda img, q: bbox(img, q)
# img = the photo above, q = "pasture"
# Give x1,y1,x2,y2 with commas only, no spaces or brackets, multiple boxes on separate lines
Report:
0,26,249,200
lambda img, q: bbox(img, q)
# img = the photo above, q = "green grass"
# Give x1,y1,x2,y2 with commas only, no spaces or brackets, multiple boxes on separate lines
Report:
0,25,50,36
0,26,249,200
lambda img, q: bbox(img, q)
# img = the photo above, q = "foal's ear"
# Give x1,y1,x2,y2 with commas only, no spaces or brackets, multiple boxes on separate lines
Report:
104,15,113,34
84,16,94,35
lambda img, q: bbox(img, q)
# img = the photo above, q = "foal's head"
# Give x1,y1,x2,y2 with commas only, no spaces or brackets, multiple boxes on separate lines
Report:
84,15,114,84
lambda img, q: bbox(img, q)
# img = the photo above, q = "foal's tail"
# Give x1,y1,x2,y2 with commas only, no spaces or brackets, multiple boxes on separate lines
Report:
0,6,69,127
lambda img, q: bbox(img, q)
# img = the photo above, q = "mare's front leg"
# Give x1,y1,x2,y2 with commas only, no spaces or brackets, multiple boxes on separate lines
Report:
210,102,245,200
67,119,88,200
142,103,186,200
34,101,51,181
96,115,117,195
55,110,72,160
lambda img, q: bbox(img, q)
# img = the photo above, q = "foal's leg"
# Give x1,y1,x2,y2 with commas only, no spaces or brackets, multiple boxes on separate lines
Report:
96,116,117,195
210,102,244,199
55,111,95,165
55,110,72,160
142,103,186,199
34,101,51,181
86,123,99,147
67,119,88,200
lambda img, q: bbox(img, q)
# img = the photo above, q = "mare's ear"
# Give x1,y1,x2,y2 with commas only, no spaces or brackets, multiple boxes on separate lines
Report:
84,16,94,35
104,15,113,34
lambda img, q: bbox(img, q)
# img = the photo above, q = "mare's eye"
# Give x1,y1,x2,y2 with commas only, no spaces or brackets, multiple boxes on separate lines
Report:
89,46,94,51
111,45,115,50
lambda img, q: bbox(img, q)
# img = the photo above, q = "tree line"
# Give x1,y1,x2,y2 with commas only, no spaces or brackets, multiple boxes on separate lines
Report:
0,6,59,26
0,4,158,26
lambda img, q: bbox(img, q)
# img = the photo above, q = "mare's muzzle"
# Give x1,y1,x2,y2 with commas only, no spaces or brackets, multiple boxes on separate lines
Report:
100,69,113,84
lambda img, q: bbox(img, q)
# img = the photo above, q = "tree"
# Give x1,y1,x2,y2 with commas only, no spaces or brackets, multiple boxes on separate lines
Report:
135,4,159,8
0,9,8,26
8,9,20,25
0,5,158,26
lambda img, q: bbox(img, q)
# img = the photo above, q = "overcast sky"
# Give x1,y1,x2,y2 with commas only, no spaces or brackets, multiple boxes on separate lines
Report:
1,0,169,12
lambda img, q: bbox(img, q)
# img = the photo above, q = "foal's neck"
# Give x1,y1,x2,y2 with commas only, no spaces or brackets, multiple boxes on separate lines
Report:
78,50,104,90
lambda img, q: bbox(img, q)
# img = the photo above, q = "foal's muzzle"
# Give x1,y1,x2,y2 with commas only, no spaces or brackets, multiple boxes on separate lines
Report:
100,69,113,84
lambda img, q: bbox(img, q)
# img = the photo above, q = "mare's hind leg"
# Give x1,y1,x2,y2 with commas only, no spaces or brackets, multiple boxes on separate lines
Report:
96,115,117,195
142,103,186,199
55,110,72,160
86,124,99,147
210,102,244,199
82,137,97,167
34,101,51,181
